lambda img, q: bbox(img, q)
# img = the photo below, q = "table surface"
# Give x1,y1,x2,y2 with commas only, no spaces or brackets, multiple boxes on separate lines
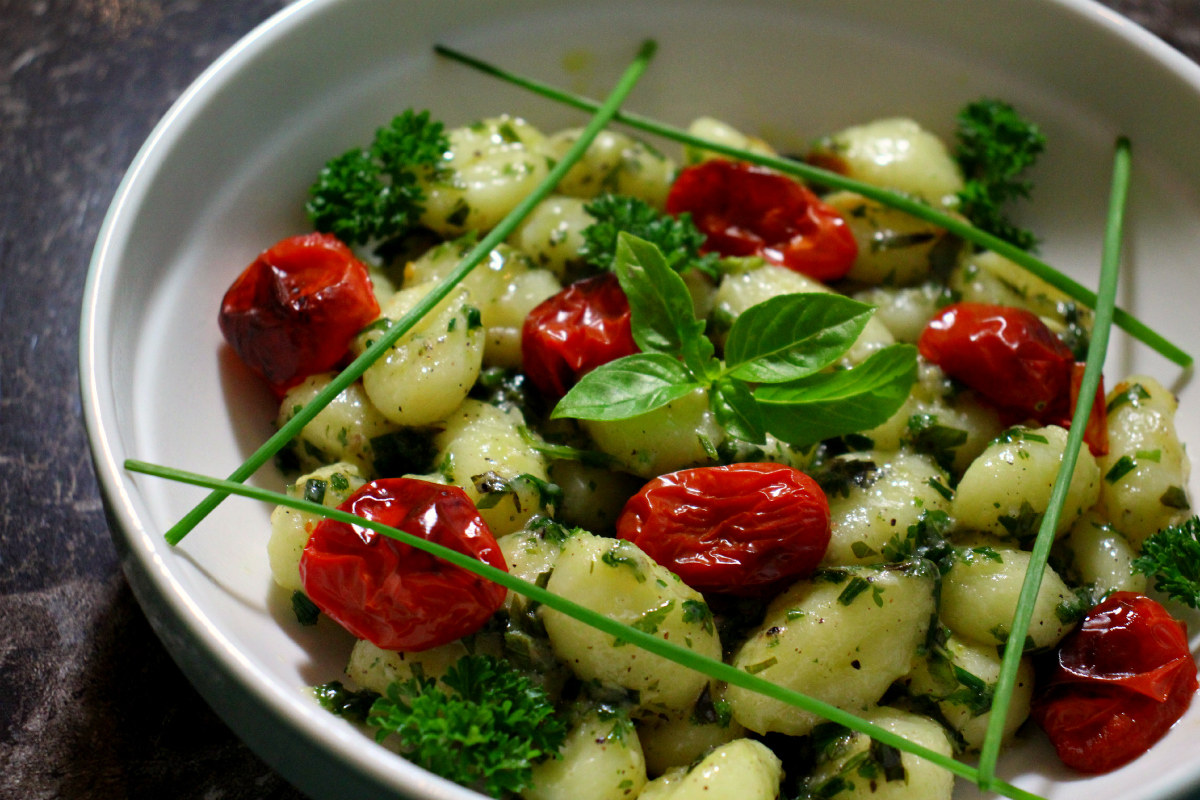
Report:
3,1,1200,798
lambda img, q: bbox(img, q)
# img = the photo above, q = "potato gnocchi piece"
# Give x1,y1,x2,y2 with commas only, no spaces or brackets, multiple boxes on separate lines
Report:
434,400,551,537
713,263,895,364
865,391,1003,475
638,739,781,800
548,459,645,535
803,708,954,800
405,239,561,368
355,284,484,426
1058,510,1147,595
541,533,722,714
637,687,747,778
820,451,952,567
683,116,777,165
417,115,550,236
905,632,1034,751
507,195,596,279
277,374,400,476
541,128,676,208
345,638,499,696
584,388,723,479
940,545,1076,650
809,118,964,206
1098,376,1192,546
853,283,943,344
954,425,1100,540
727,562,937,736
824,191,962,287
524,711,647,800
950,250,1093,334
268,462,366,591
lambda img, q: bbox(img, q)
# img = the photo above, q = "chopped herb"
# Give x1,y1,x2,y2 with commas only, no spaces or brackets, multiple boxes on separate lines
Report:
517,425,616,468
472,368,547,422
745,657,778,675
905,413,968,475
1161,486,1191,510
614,600,675,646
472,472,563,513
691,684,733,727
292,591,321,626
314,680,379,723
1104,455,1137,484
927,476,954,502
304,478,327,505
838,576,871,606
329,472,350,492
463,304,483,331
994,426,1049,445
682,599,715,635
812,458,880,499
997,500,1043,546
602,542,646,582
1106,382,1151,414
1136,449,1162,462
851,541,878,559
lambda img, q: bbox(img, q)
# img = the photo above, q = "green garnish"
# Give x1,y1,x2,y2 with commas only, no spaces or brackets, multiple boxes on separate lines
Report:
1161,486,1191,510
580,194,719,278
1133,516,1200,608
367,655,566,798
291,590,320,626
303,478,327,505
1104,455,1137,484
614,600,675,646
954,99,1046,251
314,680,378,722
471,471,563,513
551,233,917,447
682,599,715,635
306,109,448,245
905,413,968,475
1106,382,1150,413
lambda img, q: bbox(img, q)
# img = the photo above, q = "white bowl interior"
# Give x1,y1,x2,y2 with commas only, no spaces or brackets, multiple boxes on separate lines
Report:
83,1,1200,798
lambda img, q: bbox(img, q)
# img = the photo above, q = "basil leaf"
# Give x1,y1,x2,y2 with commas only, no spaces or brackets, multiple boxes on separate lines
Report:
754,344,918,446
711,378,766,445
614,233,715,376
724,293,875,384
551,353,702,421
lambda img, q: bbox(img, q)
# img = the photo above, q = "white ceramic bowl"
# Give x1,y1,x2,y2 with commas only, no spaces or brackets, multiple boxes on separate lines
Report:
81,1,1200,798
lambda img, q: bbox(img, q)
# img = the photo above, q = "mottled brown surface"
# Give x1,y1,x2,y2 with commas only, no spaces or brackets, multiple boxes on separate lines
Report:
0,1,1198,799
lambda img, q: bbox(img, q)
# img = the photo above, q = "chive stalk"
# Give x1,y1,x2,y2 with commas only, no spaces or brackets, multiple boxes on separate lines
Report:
127,458,1046,800
434,44,1190,369
163,40,660,545
975,138,1131,790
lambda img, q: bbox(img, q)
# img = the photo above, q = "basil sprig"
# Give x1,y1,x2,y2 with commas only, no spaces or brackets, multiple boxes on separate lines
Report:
551,232,918,447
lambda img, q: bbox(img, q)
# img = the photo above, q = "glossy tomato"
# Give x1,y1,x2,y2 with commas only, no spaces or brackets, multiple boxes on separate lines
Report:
521,272,638,399
1032,592,1197,773
665,159,857,282
218,232,379,394
616,463,831,596
918,302,1108,455
300,478,507,651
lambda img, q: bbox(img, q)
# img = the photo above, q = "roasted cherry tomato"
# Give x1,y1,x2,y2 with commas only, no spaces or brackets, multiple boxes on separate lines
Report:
665,159,858,282
1032,592,1197,774
918,302,1108,455
616,463,831,596
521,272,638,399
299,478,507,651
218,232,379,394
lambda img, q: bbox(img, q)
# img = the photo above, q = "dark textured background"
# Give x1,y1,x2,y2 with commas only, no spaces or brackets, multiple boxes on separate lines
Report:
1,1,1198,798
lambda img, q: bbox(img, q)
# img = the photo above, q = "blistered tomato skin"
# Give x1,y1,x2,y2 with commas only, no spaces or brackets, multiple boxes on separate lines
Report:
299,478,507,651
521,272,639,399
218,232,380,393
616,463,831,596
665,159,857,282
1032,592,1198,774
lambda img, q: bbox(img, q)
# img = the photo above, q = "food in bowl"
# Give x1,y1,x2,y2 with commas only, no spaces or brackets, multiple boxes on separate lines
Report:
216,85,1196,800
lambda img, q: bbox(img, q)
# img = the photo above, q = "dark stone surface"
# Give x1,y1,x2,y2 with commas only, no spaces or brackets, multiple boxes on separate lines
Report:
0,1,1197,798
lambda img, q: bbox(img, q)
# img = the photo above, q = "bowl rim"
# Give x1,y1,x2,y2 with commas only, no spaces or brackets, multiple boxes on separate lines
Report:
78,1,1200,798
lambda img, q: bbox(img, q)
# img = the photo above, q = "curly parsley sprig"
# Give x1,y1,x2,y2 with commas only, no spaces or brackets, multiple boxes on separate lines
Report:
580,194,719,278
1133,516,1200,608
368,655,566,798
306,109,449,245
954,99,1046,252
